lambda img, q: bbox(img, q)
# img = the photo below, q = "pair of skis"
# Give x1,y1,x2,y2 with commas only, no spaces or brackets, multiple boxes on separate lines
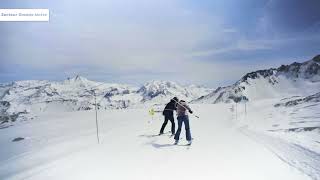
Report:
158,133,192,146
174,141,192,146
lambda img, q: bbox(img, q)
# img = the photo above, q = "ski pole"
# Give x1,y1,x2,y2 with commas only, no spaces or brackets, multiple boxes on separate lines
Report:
164,107,199,118
171,99,200,119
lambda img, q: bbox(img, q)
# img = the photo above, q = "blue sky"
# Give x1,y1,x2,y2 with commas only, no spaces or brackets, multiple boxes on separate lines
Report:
1,0,320,87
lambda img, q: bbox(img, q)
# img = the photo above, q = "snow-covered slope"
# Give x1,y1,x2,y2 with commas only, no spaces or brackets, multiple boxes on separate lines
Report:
193,55,320,104
1,56,320,179
0,105,312,180
274,92,320,107
0,77,211,124
138,80,211,104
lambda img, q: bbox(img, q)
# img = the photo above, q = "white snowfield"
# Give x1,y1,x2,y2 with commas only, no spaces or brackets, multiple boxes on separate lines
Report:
1,55,319,179
0,104,314,180
234,99,320,180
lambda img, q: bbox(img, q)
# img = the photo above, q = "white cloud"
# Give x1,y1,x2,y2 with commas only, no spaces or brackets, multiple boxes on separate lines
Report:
3,0,234,80
188,38,273,58
223,28,237,33
3,0,318,87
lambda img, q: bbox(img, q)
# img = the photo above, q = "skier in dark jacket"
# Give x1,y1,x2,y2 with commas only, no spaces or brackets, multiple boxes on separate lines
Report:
159,97,178,136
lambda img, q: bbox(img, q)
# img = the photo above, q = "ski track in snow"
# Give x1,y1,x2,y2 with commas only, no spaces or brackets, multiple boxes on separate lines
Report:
0,104,313,180
240,128,320,180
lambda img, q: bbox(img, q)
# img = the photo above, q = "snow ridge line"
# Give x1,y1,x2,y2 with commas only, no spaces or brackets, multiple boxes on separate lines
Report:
238,127,320,180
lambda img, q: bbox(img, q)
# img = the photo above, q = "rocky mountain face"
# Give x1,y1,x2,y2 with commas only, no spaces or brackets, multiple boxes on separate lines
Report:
0,78,212,123
193,55,320,104
137,81,211,103
274,92,320,107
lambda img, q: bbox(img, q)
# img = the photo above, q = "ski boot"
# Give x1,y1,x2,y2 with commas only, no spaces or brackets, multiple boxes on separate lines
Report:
187,140,192,146
174,140,179,145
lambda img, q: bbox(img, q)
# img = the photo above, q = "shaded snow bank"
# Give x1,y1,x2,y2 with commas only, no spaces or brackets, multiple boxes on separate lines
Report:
232,97,320,179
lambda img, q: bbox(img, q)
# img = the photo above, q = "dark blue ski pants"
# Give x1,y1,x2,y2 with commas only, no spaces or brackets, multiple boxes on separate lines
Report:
174,115,192,141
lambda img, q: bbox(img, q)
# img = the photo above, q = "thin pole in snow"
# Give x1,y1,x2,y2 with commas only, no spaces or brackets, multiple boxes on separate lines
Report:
245,102,247,116
230,104,235,121
235,102,238,121
81,88,101,144
94,91,100,144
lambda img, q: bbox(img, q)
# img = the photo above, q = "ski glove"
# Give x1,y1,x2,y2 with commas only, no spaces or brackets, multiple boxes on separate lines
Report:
189,110,193,114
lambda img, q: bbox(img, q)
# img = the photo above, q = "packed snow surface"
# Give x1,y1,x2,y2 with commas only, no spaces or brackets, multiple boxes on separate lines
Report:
0,103,315,180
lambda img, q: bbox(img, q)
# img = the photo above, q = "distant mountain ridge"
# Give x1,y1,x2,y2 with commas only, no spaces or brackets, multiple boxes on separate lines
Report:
193,54,320,104
0,78,212,122
1,54,320,124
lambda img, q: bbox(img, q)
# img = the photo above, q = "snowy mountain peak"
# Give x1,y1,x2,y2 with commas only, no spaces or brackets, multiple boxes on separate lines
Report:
136,80,212,103
67,75,90,83
277,58,320,80
73,75,85,81
62,75,99,89
139,80,179,91
312,54,320,63
238,55,320,85
239,69,276,84
193,55,320,104
138,80,184,101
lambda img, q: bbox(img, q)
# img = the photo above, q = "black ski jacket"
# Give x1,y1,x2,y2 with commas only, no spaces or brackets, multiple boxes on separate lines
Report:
162,100,176,117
